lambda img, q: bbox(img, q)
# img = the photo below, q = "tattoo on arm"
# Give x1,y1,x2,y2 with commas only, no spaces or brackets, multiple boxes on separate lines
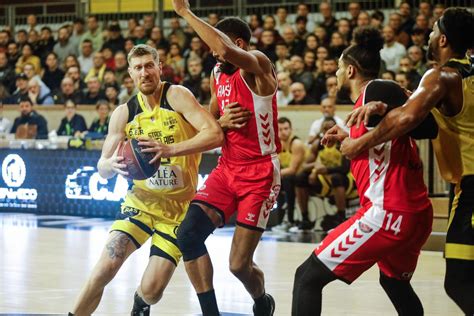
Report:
106,233,131,259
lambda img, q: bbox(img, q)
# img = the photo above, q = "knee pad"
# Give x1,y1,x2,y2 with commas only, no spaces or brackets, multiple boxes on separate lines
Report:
294,254,335,290
176,204,216,261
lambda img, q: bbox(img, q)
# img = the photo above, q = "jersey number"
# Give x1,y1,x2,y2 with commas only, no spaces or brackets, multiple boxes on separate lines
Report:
385,213,402,235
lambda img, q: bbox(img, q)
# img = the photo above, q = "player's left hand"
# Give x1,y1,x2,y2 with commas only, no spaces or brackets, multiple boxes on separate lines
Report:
340,137,363,160
138,137,175,163
172,0,191,17
345,101,388,128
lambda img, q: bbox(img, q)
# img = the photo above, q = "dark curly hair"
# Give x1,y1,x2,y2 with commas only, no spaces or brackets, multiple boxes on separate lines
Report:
215,17,252,44
438,7,474,56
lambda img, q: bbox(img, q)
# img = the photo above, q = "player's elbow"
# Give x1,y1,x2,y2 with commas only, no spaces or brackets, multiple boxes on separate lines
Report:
208,124,224,148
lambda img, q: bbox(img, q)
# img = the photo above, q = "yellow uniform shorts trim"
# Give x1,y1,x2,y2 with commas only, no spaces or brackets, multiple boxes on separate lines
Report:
445,243,474,261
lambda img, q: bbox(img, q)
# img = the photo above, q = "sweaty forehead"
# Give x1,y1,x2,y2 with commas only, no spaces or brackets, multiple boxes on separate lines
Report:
130,55,157,67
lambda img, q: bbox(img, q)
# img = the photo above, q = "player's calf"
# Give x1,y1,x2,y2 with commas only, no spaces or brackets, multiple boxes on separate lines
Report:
379,272,423,316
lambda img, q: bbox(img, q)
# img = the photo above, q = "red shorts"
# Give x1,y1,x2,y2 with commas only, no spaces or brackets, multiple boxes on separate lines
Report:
315,203,433,283
193,155,281,231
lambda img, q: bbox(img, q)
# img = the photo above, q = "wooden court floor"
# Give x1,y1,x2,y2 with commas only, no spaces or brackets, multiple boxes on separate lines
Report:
0,214,462,315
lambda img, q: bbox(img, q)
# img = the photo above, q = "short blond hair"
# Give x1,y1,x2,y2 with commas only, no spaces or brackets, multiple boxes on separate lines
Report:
127,44,159,64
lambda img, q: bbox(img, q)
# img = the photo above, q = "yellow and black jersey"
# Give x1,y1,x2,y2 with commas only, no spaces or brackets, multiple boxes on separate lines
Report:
432,57,474,183
318,144,343,169
124,82,201,202
279,135,299,169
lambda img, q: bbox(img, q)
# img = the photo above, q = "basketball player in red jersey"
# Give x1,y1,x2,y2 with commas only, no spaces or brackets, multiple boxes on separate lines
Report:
172,1,280,315
292,27,437,316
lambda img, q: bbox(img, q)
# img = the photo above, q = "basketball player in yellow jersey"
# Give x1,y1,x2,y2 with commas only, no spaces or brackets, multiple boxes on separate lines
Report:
338,8,474,315
71,45,223,316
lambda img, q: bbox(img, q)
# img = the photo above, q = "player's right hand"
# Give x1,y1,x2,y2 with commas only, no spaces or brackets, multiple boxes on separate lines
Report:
110,156,129,176
218,102,252,130
345,101,388,128
321,125,348,147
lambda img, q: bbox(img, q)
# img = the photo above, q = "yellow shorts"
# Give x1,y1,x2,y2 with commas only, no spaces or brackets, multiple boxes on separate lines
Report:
110,188,190,265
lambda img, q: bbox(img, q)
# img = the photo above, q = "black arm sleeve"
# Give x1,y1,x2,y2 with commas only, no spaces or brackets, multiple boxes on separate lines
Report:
364,80,438,139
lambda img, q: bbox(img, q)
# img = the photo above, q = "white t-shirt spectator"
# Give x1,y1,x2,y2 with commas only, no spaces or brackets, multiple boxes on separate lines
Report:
78,55,93,76
380,42,407,73
0,117,12,134
308,115,348,139
277,90,293,107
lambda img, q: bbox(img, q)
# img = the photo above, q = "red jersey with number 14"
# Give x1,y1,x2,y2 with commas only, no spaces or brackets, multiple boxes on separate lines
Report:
350,81,431,212
213,64,280,163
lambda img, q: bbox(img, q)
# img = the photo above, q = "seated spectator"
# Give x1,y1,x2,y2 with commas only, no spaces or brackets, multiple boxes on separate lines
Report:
37,27,57,61
258,30,277,62
290,55,313,94
399,57,421,90
28,29,40,56
63,54,80,72
10,96,48,139
83,76,104,105
156,47,178,83
7,42,21,68
304,34,319,54
414,13,432,43
388,12,410,47
319,1,338,35
381,70,396,81
315,46,329,75
28,78,54,105
407,45,428,76
54,77,83,105
410,26,427,49
102,47,115,70
10,73,29,104
0,84,10,104
249,14,264,40
183,57,204,98
273,117,306,232
348,2,361,28
337,18,352,43
149,26,169,49
126,18,139,38
166,43,185,81
395,72,410,90
66,65,86,92
381,26,407,73
78,39,94,76
328,31,347,58
307,97,347,144
53,26,78,65
42,52,65,93
314,26,329,47
281,26,304,56
70,17,86,48
276,71,293,106
16,30,28,51
288,82,316,105
198,77,211,105
102,23,125,54
133,25,148,45
207,12,220,27
15,43,41,74
184,36,213,74
0,103,12,133
80,15,103,53
313,57,338,103
87,100,110,137
275,7,290,34
104,83,120,106
0,51,16,94
296,3,316,34
167,17,186,48
57,99,87,137
303,51,316,73
118,73,137,104
320,75,338,101
356,11,370,27
275,42,291,73
85,52,107,83
103,69,118,86
295,16,309,40
370,10,385,29
262,15,282,42
113,51,128,84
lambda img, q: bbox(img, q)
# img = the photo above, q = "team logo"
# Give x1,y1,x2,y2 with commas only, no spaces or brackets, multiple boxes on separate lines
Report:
122,206,140,217
245,213,256,222
2,154,26,187
358,221,373,233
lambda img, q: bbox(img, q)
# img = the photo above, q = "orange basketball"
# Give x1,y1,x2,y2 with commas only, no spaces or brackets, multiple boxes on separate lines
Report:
118,139,160,180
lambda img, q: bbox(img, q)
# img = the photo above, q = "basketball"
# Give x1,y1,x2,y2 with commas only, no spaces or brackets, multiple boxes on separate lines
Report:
118,138,160,180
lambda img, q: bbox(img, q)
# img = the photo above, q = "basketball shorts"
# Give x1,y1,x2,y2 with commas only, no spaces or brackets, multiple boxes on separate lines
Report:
110,187,190,265
295,171,358,200
315,203,433,283
193,155,281,231
445,175,474,261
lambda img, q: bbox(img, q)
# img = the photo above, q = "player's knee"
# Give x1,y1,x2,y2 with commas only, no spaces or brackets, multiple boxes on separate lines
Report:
293,255,334,292
176,203,215,261
140,280,165,305
229,256,251,277
90,262,121,286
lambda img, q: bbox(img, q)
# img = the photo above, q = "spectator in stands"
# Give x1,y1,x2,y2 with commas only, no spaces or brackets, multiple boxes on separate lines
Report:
263,15,280,41
315,46,329,75
319,1,337,35
398,1,415,34
295,16,309,41
85,52,106,83
53,26,78,65
410,26,427,49
15,43,41,75
197,76,211,105
113,51,128,85
0,52,16,94
124,38,135,55
303,51,316,73
307,96,347,144
101,47,115,70
259,30,277,62
0,30,9,53
26,14,37,32
10,95,48,139
83,76,104,105
371,10,385,30
381,70,396,81
118,73,136,104
398,57,421,91
281,26,304,56
37,27,56,61
149,26,169,49
66,65,86,92
28,29,40,56
290,55,313,93
87,100,110,137
407,45,427,76
104,83,119,106
288,82,316,105
0,103,12,133
388,13,410,47
357,11,371,28
273,117,306,232
207,13,220,27
7,42,20,68
183,57,204,98
42,52,65,93
133,25,147,45
57,99,87,137
23,63,50,96
28,77,54,105
156,47,177,83
142,15,155,38
275,7,291,34
168,17,186,48
54,77,83,105
328,31,347,58
102,69,118,86
167,43,185,81
381,26,407,73
0,84,10,104
337,18,352,43
11,73,29,104
126,18,139,38
102,23,125,54
78,39,94,76
320,75,338,101
395,72,409,90
275,42,291,73
347,1,361,29
418,1,432,21
70,17,86,48
296,3,316,33
248,14,264,40
277,71,293,106
16,30,28,50
313,57,338,103
414,13,431,43
431,4,446,28
304,34,319,54
81,15,103,53
314,26,329,47
63,54,80,72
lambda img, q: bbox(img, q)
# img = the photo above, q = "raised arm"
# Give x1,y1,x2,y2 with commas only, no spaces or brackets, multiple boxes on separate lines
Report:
97,104,128,179
172,0,272,76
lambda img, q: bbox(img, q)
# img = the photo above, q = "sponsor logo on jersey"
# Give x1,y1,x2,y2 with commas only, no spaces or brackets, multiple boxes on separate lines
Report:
358,221,373,233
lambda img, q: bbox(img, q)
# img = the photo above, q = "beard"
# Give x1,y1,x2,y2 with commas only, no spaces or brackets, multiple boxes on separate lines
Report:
138,81,158,95
426,40,438,62
219,61,238,75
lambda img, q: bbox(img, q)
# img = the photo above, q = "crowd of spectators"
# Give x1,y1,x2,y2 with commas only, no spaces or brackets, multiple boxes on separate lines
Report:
0,1,447,138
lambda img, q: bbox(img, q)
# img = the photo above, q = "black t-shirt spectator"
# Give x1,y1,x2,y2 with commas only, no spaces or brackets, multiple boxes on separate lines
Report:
102,36,126,55
43,68,65,93
88,117,109,135
57,114,87,136
10,90,29,105
288,95,317,105
10,111,48,139
82,90,105,105
0,65,16,94
54,91,84,105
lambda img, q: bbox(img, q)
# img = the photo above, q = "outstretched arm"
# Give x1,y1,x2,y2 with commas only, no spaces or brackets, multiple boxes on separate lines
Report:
341,69,447,159
172,0,272,75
